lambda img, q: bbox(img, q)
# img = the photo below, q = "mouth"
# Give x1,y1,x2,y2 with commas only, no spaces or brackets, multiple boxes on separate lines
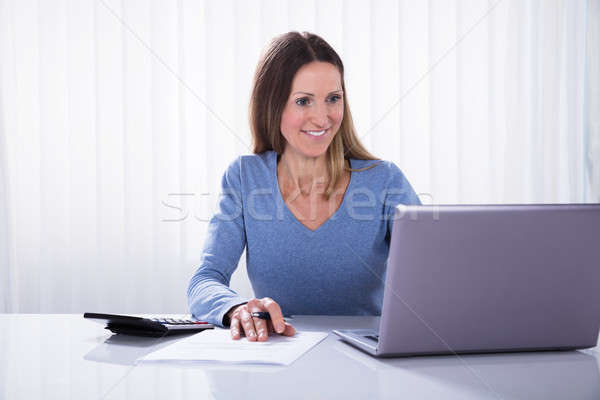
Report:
301,128,330,138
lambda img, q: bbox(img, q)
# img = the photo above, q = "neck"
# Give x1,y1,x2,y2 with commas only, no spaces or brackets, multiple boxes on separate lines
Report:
278,149,329,196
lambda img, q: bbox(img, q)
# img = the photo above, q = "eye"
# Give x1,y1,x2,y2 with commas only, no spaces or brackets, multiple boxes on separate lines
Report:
328,94,342,103
295,97,310,106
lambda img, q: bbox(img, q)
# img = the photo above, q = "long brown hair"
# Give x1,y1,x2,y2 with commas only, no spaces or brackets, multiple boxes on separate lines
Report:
249,31,379,199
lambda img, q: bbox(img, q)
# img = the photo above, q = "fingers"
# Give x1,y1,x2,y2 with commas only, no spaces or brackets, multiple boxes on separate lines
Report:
248,298,269,341
239,308,258,342
260,297,286,334
229,298,294,341
267,320,275,334
282,321,296,337
230,315,242,340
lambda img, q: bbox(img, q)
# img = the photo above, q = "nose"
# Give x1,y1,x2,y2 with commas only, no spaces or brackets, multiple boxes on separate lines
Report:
309,103,329,128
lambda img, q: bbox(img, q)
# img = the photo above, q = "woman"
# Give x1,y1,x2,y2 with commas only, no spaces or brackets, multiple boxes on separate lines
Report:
187,32,420,341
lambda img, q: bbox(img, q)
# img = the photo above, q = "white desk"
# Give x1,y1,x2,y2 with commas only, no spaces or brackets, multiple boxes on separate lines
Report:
1,314,599,399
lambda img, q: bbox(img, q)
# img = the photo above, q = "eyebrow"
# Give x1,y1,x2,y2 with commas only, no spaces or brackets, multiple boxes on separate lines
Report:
292,90,343,96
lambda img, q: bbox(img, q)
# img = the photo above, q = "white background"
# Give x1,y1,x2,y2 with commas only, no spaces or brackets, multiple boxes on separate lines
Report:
0,0,598,314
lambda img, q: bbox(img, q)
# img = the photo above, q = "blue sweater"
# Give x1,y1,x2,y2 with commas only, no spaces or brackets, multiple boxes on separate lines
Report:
187,150,421,326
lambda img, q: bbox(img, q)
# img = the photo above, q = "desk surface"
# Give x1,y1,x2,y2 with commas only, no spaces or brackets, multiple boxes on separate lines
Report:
1,314,599,399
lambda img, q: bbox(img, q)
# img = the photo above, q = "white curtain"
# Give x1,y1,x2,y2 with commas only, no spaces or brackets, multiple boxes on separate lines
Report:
0,0,597,313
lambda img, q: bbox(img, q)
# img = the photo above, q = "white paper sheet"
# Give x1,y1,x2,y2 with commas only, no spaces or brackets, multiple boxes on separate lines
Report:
136,329,328,366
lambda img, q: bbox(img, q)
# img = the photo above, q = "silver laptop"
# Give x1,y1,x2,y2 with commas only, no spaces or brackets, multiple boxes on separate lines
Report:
334,204,600,357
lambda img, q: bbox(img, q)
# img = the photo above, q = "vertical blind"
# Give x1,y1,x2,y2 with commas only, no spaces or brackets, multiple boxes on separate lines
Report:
0,0,598,313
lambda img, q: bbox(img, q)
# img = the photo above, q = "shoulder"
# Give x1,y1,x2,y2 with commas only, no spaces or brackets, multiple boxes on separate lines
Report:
239,151,274,170
350,158,406,185
223,151,276,188
350,158,420,205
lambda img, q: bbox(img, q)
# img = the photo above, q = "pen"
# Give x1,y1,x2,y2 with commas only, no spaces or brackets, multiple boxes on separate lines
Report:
250,311,270,320
250,312,287,322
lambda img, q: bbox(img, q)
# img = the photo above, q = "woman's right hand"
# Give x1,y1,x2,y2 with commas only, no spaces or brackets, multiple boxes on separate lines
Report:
227,297,296,341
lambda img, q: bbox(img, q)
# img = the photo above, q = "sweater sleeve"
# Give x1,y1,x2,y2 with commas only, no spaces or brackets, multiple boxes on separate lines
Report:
383,162,421,238
187,157,249,327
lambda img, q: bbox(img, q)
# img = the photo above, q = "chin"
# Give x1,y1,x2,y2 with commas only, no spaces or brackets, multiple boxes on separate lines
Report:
299,146,329,159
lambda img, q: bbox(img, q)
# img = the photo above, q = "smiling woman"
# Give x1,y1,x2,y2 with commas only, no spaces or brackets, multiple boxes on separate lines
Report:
187,32,421,342
280,62,344,159
0,0,594,322
249,32,380,200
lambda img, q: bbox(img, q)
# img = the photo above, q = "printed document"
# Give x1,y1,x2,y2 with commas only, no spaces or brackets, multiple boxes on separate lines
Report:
137,329,328,366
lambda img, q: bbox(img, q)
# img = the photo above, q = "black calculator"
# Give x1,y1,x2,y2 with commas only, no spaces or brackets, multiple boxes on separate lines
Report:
84,313,214,337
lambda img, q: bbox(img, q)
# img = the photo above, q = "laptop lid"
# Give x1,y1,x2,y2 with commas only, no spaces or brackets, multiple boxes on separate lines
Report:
377,204,600,356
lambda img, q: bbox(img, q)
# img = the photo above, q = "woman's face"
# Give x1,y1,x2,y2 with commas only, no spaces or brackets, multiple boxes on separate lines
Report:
280,61,344,159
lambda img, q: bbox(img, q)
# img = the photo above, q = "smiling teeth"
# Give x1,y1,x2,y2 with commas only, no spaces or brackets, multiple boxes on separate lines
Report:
303,129,327,136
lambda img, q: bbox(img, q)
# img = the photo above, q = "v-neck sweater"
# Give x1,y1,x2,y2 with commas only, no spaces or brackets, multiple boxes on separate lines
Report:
187,150,421,326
